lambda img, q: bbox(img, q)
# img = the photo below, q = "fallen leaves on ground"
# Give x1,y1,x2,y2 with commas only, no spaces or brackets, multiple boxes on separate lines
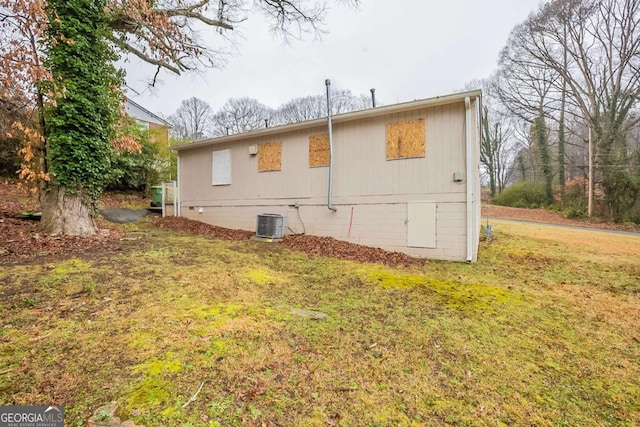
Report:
0,215,125,263
282,234,424,267
487,204,640,232
151,215,255,240
152,216,425,267
0,180,126,263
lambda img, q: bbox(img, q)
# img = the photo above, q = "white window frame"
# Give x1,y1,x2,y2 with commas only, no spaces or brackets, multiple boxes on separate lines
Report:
212,149,231,186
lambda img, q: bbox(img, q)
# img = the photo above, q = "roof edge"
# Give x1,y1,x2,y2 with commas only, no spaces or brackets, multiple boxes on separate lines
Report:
126,99,173,127
173,89,482,152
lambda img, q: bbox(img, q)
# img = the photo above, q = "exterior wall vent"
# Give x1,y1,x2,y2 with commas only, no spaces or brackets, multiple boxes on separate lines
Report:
256,214,285,239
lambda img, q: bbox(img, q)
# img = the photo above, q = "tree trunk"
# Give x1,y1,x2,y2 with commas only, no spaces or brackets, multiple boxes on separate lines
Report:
40,185,97,235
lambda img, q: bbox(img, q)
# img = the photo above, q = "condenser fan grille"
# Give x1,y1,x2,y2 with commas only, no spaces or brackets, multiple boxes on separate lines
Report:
256,214,284,239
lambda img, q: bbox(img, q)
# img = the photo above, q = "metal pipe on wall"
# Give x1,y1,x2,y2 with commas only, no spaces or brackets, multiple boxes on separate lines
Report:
326,79,337,212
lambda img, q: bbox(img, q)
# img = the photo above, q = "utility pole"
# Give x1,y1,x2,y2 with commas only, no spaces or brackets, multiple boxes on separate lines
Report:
588,125,593,217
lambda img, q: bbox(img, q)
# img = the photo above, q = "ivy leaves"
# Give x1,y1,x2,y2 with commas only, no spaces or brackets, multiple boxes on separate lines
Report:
43,0,123,204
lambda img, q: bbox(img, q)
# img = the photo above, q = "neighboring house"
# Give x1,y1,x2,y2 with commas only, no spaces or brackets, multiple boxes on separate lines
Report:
173,90,482,262
125,99,172,151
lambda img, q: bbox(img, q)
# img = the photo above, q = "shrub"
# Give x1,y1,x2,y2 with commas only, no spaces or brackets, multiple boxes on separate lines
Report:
563,177,588,220
491,181,549,208
108,124,162,192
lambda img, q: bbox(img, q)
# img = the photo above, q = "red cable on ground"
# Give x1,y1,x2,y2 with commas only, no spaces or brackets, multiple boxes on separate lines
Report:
347,206,354,237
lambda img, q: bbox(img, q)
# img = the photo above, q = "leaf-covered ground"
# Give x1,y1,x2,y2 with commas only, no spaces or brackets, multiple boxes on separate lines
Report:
1,180,422,267
487,204,640,232
153,216,424,268
1,180,639,426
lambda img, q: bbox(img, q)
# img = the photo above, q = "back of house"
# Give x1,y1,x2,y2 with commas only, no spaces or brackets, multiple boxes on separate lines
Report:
174,90,482,262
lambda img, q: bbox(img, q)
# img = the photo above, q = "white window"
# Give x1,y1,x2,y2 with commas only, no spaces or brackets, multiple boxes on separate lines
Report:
212,149,231,185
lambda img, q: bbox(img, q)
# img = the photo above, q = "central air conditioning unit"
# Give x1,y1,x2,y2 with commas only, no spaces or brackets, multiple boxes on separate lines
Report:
256,214,285,239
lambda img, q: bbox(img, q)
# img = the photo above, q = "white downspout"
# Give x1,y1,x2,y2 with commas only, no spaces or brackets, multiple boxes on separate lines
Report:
176,152,181,217
465,97,473,262
325,79,337,212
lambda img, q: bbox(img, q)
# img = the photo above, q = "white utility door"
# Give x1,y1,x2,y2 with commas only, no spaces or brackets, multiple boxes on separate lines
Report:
407,201,436,248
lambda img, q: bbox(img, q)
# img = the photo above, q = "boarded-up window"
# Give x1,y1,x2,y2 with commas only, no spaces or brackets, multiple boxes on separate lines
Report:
386,119,426,159
212,149,231,185
258,141,282,172
309,134,329,167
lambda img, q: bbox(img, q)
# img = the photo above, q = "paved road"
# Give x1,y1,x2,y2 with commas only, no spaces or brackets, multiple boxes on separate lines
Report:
488,217,640,237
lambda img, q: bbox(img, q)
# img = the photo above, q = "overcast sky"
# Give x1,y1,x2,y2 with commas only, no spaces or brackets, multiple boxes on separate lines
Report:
123,0,543,117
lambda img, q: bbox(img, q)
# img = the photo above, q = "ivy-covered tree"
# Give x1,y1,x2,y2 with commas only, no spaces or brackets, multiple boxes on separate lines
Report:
531,114,553,205
1,0,352,235
39,0,123,234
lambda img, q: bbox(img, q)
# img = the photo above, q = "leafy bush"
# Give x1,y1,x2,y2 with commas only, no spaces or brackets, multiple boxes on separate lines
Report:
107,122,165,191
491,181,549,208
109,137,160,191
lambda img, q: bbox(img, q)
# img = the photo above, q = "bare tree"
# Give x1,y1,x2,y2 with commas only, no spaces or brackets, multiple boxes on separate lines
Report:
274,89,375,125
494,29,559,124
108,0,359,80
494,21,561,200
481,105,516,196
275,95,326,123
522,0,640,219
493,0,640,219
212,97,274,135
168,97,214,141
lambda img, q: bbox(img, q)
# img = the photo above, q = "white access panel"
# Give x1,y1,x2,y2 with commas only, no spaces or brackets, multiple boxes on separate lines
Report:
407,201,437,248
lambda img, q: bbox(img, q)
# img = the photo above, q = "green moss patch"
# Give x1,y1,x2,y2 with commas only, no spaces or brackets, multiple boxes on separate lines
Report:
362,268,524,312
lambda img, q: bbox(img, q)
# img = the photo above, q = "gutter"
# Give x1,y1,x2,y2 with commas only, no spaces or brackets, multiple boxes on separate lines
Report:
465,96,473,262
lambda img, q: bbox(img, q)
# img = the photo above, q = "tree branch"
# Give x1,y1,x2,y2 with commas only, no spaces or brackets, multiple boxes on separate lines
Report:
110,34,182,74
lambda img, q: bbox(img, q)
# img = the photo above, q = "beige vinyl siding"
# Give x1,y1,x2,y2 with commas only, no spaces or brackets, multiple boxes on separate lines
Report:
177,94,480,261
180,104,465,203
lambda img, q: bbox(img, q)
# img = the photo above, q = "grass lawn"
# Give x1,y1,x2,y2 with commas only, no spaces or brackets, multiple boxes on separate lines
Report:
1,219,639,426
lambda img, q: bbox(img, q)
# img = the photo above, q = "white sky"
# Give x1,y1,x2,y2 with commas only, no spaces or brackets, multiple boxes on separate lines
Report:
123,0,543,117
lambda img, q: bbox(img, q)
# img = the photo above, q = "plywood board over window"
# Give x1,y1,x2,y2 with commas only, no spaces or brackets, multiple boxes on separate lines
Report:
212,149,231,185
386,119,426,159
309,134,330,167
258,141,282,172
